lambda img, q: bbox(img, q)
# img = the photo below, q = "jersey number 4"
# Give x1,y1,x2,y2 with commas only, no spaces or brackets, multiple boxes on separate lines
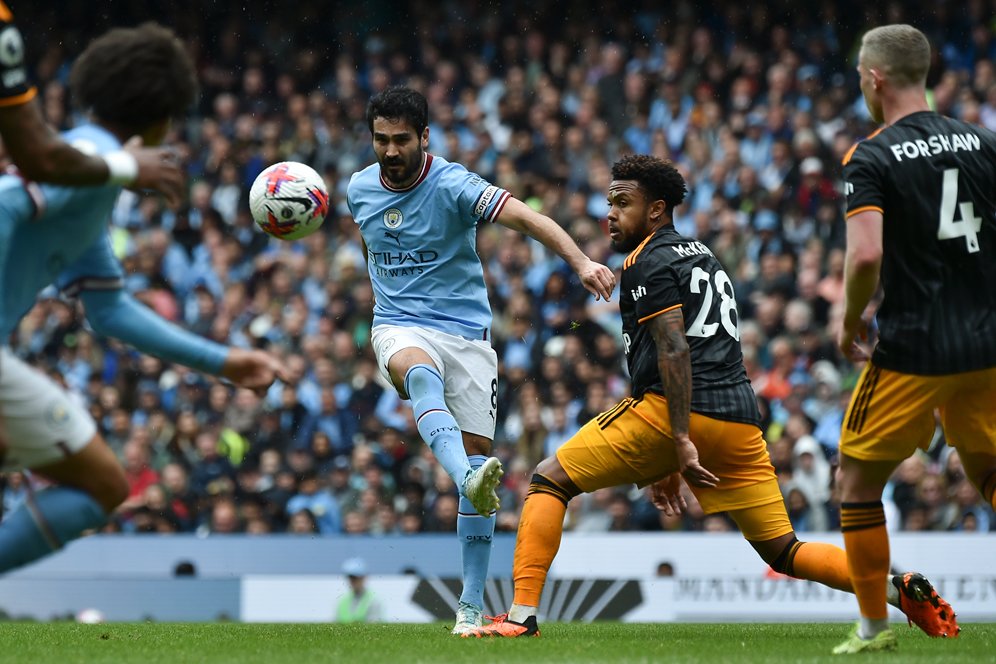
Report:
939,168,981,253
687,266,739,341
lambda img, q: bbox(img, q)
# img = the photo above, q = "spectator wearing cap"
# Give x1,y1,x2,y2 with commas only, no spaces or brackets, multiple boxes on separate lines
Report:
795,64,822,112
796,156,838,217
791,435,832,529
336,557,382,623
328,455,359,508
740,111,773,171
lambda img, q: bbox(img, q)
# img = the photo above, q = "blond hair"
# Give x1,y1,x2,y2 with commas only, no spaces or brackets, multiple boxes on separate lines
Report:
861,24,931,88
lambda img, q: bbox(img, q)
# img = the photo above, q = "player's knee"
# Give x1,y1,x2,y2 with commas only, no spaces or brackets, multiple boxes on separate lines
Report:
766,535,801,573
535,456,568,485
404,364,443,401
529,456,579,505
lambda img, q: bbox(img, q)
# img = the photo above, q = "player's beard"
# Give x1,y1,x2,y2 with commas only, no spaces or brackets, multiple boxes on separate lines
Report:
380,149,424,187
609,229,643,254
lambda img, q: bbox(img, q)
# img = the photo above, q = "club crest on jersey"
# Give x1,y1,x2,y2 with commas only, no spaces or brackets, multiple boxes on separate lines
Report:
0,26,25,68
45,400,70,429
383,208,403,229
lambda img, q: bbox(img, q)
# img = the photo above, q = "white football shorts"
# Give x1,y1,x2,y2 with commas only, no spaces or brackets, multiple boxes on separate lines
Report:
371,324,498,440
0,347,96,471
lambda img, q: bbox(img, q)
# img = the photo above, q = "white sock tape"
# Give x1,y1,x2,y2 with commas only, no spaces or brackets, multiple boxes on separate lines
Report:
103,150,139,186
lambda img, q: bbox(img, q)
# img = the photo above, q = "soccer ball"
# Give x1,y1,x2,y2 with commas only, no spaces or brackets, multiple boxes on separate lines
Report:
76,607,106,624
249,161,329,240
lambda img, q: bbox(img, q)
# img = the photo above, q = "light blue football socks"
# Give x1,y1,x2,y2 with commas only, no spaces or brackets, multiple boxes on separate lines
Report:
459,454,497,610
406,364,472,489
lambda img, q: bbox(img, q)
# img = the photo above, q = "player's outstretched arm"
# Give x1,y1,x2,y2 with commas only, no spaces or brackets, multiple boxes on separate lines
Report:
220,348,286,395
80,288,284,391
839,210,883,362
495,197,615,301
648,308,719,488
0,102,184,206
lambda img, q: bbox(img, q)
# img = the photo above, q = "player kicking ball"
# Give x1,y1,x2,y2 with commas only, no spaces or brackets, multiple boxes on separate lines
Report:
0,23,283,573
462,154,956,640
347,86,615,634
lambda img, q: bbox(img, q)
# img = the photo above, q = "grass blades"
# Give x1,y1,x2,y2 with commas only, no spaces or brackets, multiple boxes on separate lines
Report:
1,621,992,664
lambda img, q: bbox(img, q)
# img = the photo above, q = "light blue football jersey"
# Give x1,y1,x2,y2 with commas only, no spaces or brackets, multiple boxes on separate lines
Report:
0,124,125,338
347,154,511,340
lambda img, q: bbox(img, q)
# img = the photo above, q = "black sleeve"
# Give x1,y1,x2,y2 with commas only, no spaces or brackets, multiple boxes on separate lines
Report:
0,5,35,107
634,248,682,325
842,143,885,219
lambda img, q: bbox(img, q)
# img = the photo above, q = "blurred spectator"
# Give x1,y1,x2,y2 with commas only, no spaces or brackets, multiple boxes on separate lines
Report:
4,0,990,536
336,557,382,622
286,469,342,534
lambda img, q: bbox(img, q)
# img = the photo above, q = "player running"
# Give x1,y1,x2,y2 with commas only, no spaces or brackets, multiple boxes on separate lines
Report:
0,23,283,573
462,154,954,640
834,24,995,654
347,86,615,634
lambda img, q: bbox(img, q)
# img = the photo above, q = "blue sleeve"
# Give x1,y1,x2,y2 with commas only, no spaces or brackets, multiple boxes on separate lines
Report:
446,163,511,225
80,288,229,375
56,234,124,295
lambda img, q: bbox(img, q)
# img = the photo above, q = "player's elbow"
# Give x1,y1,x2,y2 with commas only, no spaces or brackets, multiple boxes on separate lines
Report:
847,244,882,270
82,296,125,337
658,339,690,365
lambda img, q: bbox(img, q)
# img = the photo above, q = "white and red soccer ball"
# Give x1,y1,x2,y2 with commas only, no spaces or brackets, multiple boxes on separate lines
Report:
249,161,329,240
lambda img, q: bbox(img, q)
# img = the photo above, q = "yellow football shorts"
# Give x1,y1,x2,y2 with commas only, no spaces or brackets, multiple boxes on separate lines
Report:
556,392,792,541
840,363,996,462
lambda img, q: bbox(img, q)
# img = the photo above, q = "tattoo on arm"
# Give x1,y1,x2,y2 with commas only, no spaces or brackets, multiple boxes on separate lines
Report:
649,308,692,437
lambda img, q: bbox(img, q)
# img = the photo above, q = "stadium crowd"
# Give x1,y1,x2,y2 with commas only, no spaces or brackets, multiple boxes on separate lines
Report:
1,0,994,537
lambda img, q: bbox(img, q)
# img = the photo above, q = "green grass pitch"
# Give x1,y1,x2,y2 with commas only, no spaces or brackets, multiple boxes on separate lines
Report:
1,622,993,663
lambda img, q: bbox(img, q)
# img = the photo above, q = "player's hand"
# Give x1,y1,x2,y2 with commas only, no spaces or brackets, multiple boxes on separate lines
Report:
650,473,686,516
674,435,719,488
220,348,287,396
124,136,185,209
577,258,616,301
838,317,872,363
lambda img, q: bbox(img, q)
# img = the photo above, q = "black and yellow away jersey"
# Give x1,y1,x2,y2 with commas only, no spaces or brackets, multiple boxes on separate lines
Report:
0,2,35,107
620,225,761,427
843,111,996,375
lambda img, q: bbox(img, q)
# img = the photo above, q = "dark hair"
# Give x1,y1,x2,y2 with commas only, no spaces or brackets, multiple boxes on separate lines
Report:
70,22,197,134
366,86,429,135
611,155,688,217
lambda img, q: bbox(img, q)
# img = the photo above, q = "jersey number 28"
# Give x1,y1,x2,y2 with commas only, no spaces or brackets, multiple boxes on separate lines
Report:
939,168,981,253
686,266,739,341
